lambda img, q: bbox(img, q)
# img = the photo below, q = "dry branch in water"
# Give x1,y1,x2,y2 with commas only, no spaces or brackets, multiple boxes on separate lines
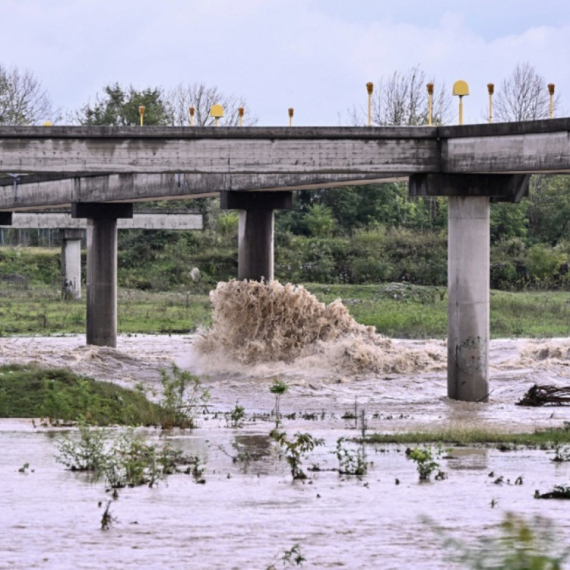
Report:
195,280,445,374
517,384,570,407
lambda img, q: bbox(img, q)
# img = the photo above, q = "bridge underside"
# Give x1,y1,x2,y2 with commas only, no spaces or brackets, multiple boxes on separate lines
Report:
1,119,569,402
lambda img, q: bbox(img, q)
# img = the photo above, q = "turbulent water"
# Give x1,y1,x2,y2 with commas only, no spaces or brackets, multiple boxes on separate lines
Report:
2,283,570,568
195,280,446,375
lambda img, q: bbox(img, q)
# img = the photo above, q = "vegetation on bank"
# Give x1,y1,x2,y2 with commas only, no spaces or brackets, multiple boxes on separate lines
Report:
0,362,209,427
0,280,569,339
363,425,570,447
0,364,161,425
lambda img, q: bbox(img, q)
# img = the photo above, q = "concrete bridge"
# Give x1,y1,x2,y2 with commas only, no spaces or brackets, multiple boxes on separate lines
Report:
1,119,569,402
0,212,202,300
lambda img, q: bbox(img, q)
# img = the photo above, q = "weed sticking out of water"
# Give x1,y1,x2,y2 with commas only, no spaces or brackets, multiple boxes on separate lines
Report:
55,422,108,472
100,501,116,531
551,442,570,462
186,457,206,484
271,430,324,480
159,364,210,430
335,438,368,476
429,512,570,569
55,424,199,489
266,543,306,569
18,462,31,474
225,401,245,428
406,446,446,482
270,379,289,428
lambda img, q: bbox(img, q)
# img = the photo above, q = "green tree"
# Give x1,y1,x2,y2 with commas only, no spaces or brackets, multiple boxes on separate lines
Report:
490,201,528,244
76,83,170,126
527,176,570,246
304,203,337,237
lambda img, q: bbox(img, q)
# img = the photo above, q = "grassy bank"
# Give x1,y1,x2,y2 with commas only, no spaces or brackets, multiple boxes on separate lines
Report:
363,425,570,447
0,282,569,338
0,364,161,425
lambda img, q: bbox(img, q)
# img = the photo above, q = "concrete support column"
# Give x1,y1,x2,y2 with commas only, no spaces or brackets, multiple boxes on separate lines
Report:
72,202,133,348
238,209,274,281
86,218,117,347
220,191,292,282
448,196,490,402
60,229,83,299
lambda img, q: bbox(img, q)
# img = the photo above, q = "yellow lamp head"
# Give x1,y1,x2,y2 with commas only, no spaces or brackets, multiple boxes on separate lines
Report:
139,105,146,116
426,83,434,95
209,104,224,118
288,108,294,118
43,121,53,127
366,82,374,95
238,107,244,117
548,83,555,95
452,80,469,97
487,83,494,95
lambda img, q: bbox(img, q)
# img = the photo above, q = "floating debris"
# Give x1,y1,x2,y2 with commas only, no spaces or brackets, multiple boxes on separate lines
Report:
517,384,570,407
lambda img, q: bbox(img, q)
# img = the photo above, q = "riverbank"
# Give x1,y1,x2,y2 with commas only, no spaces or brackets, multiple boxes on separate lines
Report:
1,283,570,338
1,334,569,434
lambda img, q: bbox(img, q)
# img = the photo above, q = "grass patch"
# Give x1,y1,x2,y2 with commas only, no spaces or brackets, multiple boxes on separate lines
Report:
363,425,570,448
0,364,161,426
0,287,211,335
307,283,570,339
1,282,570,339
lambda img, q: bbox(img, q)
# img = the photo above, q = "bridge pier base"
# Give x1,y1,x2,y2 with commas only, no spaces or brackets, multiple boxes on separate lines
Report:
60,229,83,299
409,173,531,402
447,196,490,402
220,191,293,281
72,203,133,347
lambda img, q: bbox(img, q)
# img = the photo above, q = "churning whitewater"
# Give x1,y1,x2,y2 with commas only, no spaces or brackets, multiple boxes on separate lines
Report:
194,280,446,375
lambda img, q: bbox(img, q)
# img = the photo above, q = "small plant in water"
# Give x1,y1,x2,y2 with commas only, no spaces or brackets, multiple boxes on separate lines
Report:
270,379,289,428
55,424,197,489
428,512,570,569
551,442,570,462
271,430,324,480
55,422,108,472
266,543,306,568
159,364,210,430
335,438,368,476
225,401,245,428
18,462,30,474
100,501,116,531
407,446,446,481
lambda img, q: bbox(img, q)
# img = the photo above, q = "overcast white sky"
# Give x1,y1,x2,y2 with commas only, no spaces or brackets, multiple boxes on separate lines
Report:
2,0,570,126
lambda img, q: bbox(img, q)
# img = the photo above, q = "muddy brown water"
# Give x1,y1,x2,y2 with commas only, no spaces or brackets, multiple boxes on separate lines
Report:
2,335,570,569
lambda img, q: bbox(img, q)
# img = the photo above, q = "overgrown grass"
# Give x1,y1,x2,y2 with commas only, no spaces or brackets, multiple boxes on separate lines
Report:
1,282,570,338
307,283,570,338
0,287,211,335
363,425,570,448
0,364,162,425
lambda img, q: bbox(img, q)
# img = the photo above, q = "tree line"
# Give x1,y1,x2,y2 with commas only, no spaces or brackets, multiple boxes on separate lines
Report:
1,62,569,291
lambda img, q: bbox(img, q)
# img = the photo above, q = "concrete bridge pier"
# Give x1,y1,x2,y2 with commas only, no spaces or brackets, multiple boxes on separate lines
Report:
60,229,83,299
220,191,293,281
448,196,490,402
409,173,530,402
72,203,133,347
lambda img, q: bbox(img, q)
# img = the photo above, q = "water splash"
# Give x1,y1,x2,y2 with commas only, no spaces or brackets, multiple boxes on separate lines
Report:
195,280,446,375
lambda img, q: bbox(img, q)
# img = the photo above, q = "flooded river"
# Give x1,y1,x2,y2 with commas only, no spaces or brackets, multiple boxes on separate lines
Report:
2,334,570,568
